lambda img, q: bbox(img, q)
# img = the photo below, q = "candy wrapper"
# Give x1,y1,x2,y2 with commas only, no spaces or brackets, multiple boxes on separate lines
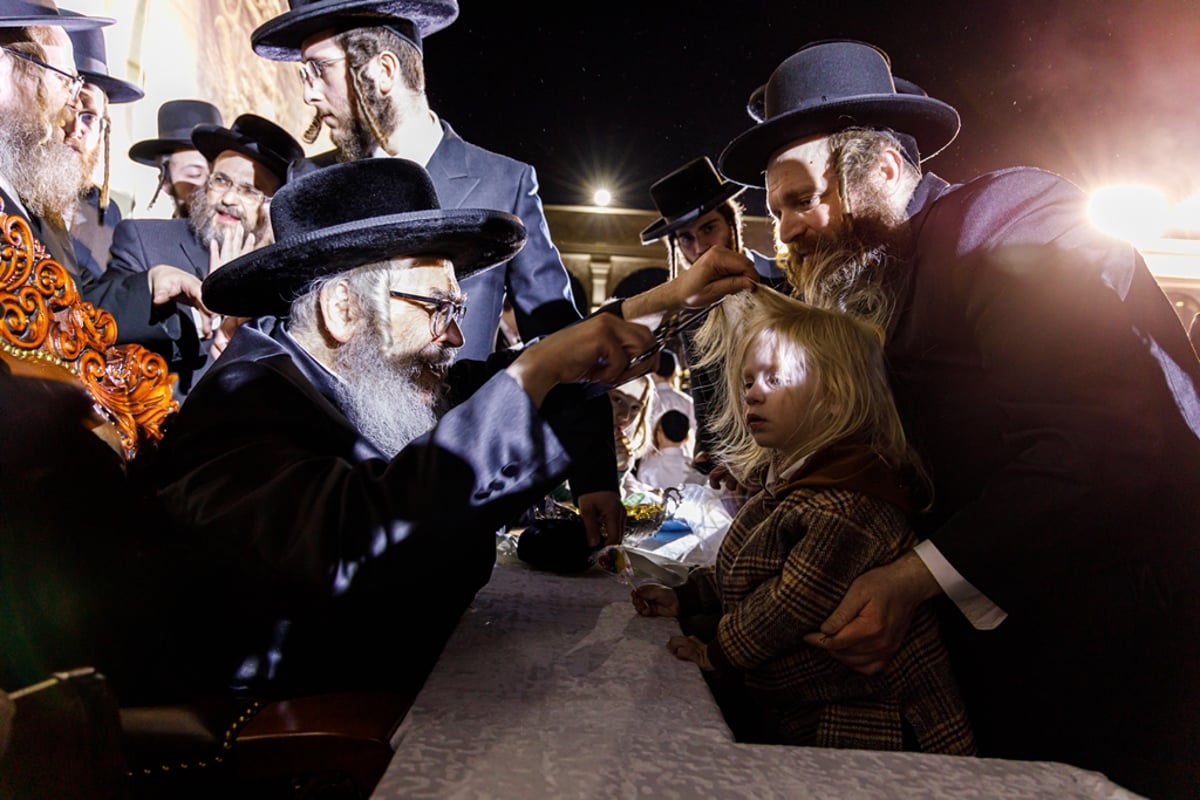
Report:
593,544,690,587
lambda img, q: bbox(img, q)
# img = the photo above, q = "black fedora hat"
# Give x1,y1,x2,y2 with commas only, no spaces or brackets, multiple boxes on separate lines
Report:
191,114,305,188
203,158,526,318
746,75,928,122
129,100,224,165
719,40,960,188
640,157,746,245
0,0,112,29
67,17,143,104
251,0,458,62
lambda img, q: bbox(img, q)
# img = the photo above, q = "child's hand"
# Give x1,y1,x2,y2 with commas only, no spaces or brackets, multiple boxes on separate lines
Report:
631,583,680,617
667,634,714,671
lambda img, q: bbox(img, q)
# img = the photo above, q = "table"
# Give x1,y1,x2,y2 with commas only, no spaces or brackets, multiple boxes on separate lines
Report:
371,563,1144,799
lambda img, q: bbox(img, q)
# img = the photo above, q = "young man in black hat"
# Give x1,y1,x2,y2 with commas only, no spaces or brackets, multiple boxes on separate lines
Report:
640,156,790,473
93,113,305,397
64,17,143,278
718,39,1200,798
0,0,112,276
249,1,583,364
128,98,223,219
145,156,756,702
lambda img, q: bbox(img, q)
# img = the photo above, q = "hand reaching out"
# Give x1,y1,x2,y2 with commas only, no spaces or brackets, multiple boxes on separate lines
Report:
667,634,715,671
146,264,216,336
631,582,680,617
577,490,625,547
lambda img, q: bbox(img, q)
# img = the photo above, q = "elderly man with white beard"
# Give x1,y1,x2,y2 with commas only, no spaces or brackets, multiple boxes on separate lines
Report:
0,1,110,277
141,156,759,705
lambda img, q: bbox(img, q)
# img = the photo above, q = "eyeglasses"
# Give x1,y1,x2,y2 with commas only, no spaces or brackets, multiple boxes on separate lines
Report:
297,56,346,89
71,107,107,136
208,172,268,205
389,291,466,339
1,46,85,105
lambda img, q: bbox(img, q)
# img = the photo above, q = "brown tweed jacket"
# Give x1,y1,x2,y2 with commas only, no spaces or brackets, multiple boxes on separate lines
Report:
676,446,976,755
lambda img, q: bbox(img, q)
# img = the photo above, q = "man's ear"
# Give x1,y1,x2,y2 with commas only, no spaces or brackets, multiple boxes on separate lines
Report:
319,279,358,344
878,145,906,199
373,48,400,95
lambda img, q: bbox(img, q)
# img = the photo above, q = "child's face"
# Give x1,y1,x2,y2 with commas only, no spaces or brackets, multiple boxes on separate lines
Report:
609,387,644,431
741,333,815,453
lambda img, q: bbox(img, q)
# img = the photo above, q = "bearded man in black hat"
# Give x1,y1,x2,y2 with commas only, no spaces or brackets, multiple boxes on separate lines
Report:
63,16,143,278
249,1,583,364
718,39,1200,798
128,99,224,219
143,157,756,702
0,0,112,277
91,113,304,398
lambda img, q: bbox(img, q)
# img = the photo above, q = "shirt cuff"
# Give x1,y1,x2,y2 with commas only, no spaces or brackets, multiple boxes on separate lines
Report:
913,540,1008,630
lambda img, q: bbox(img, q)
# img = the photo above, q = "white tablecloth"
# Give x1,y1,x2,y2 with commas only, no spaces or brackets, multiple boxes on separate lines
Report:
371,563,1143,799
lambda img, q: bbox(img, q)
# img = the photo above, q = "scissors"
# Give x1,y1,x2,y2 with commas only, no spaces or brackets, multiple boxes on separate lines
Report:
627,298,725,369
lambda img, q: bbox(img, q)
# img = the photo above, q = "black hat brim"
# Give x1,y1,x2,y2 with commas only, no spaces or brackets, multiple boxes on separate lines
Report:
191,124,296,186
639,181,745,244
128,137,194,165
0,13,113,30
203,208,524,318
81,71,143,104
251,0,457,61
719,94,960,188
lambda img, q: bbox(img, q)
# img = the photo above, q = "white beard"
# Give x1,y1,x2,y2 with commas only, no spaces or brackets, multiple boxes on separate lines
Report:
332,327,444,457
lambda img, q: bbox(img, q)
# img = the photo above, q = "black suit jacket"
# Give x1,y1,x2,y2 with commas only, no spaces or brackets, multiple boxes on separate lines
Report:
92,218,212,396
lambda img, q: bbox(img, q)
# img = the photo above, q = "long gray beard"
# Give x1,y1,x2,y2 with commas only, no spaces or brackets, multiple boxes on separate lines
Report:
783,194,909,331
332,330,444,458
0,102,86,222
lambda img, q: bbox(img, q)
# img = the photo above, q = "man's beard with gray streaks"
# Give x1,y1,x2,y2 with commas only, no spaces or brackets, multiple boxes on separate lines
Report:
0,85,87,224
331,321,454,458
781,181,911,331
186,181,269,251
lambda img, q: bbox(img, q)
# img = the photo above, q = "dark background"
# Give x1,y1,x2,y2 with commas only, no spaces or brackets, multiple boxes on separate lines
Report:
423,1,1200,219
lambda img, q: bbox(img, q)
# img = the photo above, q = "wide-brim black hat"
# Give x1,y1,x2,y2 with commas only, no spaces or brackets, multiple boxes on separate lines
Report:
251,0,458,61
191,114,305,188
746,75,927,122
66,13,143,103
0,0,112,28
640,156,745,244
719,40,960,188
204,158,526,318
129,100,223,165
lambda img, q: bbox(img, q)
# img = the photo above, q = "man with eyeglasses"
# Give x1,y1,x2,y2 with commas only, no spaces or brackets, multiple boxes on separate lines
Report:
0,0,112,278
142,156,758,705
251,1,583,363
251,0,627,549
92,113,304,398
63,16,143,279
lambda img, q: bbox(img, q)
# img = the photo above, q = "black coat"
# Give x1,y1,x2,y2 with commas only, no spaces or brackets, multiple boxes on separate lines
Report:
888,168,1200,795
93,218,212,396
146,318,615,699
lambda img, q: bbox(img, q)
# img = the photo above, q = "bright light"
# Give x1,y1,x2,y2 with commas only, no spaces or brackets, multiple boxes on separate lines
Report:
592,189,612,207
1167,195,1200,235
1087,184,1169,243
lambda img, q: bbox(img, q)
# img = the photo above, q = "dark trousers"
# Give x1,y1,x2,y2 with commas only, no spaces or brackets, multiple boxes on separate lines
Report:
941,555,1200,800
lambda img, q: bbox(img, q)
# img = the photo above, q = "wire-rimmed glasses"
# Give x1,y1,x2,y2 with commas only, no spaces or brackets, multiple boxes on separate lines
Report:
389,291,466,339
1,46,85,105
